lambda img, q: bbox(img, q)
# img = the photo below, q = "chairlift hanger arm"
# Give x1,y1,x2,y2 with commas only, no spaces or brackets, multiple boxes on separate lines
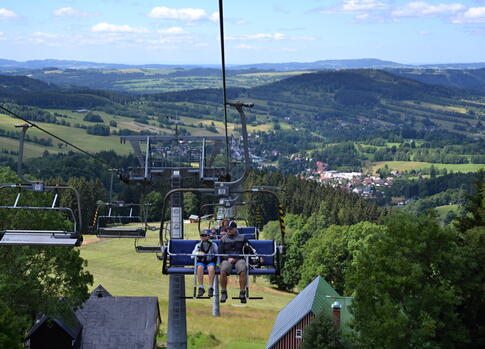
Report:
198,202,221,233
0,184,83,233
215,102,253,188
232,188,286,250
158,188,215,243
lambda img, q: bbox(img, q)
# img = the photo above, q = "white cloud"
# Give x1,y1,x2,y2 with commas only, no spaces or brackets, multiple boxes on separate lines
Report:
209,11,219,22
32,32,58,38
53,7,93,17
148,7,208,21
235,19,247,25
318,0,388,14
236,44,256,49
342,0,388,12
453,6,485,23
0,32,5,40
0,8,17,19
392,2,465,17
29,32,62,46
91,23,148,33
157,27,186,35
355,13,370,19
419,30,431,35
227,33,286,40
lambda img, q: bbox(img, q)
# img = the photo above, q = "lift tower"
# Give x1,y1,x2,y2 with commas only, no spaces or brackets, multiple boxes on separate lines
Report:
120,135,228,349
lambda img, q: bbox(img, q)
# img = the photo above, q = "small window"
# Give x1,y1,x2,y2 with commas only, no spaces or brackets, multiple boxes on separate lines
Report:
296,329,303,339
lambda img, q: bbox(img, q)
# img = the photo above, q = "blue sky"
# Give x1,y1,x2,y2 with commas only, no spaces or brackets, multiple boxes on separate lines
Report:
0,0,484,64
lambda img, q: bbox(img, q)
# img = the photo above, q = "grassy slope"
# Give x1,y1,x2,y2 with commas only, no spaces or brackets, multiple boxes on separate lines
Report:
435,204,460,220
80,222,294,349
368,161,485,174
0,112,132,155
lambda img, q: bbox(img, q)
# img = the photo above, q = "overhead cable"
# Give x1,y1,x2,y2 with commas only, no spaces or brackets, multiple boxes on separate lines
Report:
218,0,231,172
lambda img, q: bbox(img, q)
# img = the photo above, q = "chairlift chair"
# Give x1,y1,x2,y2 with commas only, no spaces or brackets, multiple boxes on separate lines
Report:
135,224,164,254
94,201,149,238
163,239,277,302
0,183,83,247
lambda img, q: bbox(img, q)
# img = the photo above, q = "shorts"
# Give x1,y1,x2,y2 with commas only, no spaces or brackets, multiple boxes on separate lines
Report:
196,262,215,269
220,259,246,274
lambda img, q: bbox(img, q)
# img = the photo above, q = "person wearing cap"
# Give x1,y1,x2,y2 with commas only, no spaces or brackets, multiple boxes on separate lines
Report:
218,221,249,303
191,231,219,297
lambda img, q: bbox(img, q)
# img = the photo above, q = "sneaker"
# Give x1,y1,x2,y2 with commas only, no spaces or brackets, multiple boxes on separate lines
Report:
239,290,247,304
197,287,205,297
208,287,214,297
220,290,227,303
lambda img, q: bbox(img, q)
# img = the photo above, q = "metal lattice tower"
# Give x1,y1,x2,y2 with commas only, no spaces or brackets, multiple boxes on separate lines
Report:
167,170,187,349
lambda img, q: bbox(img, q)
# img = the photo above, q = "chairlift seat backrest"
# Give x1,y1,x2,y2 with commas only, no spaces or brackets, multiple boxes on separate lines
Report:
167,239,275,267
237,227,257,239
97,227,145,238
135,245,162,253
95,202,148,238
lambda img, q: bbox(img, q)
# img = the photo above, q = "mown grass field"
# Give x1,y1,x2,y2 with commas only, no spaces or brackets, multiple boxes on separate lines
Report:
369,161,485,174
0,112,131,155
435,204,460,220
80,222,294,349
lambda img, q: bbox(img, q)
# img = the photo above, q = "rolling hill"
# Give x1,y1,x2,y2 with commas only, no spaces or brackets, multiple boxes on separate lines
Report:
0,70,483,163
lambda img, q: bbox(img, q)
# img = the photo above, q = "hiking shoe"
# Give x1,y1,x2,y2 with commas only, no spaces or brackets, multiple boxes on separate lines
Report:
239,290,247,304
197,287,205,297
220,290,227,303
208,287,214,297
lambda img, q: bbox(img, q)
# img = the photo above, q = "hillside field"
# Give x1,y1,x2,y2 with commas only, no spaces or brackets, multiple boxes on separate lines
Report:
368,161,485,174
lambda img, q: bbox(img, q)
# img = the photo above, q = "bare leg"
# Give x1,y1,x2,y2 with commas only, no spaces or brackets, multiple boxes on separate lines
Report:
207,265,215,288
197,265,204,287
220,270,228,290
239,272,247,291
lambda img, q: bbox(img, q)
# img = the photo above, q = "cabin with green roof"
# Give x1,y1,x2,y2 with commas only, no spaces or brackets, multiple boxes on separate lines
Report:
266,276,352,349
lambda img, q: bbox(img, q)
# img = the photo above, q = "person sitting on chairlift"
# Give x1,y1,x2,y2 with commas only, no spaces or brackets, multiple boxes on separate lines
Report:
209,227,218,239
218,218,229,235
219,221,260,303
191,231,218,297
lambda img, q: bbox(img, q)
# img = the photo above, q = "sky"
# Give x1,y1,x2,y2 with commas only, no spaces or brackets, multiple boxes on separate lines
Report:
0,0,484,65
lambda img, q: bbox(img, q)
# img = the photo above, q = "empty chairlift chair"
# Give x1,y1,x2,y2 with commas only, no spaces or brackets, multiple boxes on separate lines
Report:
0,183,83,247
95,202,148,238
237,226,259,240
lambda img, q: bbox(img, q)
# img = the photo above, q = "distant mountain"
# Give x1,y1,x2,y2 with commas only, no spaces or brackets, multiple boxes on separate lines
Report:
0,59,214,71
388,68,485,94
244,69,457,104
420,63,485,69
233,58,407,71
2,58,484,72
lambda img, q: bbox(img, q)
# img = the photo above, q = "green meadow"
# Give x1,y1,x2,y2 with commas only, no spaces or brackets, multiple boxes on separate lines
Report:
369,161,485,174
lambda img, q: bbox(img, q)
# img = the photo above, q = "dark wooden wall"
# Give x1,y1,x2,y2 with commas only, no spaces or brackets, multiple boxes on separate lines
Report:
271,312,315,349
29,322,75,349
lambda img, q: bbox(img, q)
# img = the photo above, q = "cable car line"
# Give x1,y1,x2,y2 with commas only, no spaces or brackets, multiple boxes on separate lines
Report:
218,0,231,173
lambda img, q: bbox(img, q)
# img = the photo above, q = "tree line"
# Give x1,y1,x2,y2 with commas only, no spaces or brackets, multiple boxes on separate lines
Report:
265,173,485,348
